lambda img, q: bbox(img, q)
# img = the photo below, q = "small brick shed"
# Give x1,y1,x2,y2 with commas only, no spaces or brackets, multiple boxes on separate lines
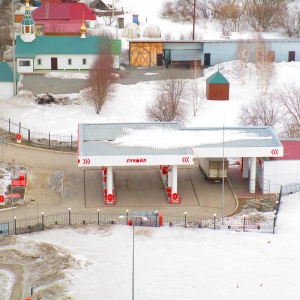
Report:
206,71,229,100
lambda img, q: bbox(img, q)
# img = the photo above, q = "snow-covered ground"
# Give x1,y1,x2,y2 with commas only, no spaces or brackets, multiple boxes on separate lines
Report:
1,0,300,299
1,61,300,137
0,191,299,299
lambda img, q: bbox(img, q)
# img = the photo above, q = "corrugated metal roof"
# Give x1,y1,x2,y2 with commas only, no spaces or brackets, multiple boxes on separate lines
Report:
0,62,20,82
31,2,96,21
78,123,282,157
79,122,190,156
15,35,109,56
206,71,229,84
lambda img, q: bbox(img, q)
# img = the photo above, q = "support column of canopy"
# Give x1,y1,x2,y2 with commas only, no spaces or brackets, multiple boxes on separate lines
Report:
102,166,115,204
242,157,249,178
171,165,180,204
249,157,256,193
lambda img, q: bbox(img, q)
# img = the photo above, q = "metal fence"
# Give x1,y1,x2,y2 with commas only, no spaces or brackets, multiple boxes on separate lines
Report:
0,117,77,151
275,183,300,222
0,210,276,236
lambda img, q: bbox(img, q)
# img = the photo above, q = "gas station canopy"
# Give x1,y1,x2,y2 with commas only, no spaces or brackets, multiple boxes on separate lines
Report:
77,122,283,167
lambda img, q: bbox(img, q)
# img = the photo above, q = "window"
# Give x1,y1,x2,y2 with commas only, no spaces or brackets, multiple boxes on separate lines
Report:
25,26,30,33
82,58,87,65
37,59,42,65
68,59,72,65
19,60,31,67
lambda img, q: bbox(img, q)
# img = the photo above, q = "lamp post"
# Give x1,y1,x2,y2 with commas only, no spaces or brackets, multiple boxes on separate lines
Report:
213,213,216,230
222,121,225,225
132,221,135,300
41,212,44,230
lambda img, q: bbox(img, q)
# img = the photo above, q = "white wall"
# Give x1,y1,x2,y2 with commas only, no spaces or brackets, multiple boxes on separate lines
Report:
17,58,34,73
0,82,14,100
34,54,120,70
34,54,96,70
262,160,300,193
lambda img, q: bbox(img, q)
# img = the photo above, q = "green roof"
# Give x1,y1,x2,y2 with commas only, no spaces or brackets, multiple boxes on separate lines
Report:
206,71,229,84
16,36,121,57
21,10,35,26
0,61,20,82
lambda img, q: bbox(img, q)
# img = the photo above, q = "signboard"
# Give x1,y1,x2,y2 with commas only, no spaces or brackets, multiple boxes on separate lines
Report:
0,195,5,206
78,155,194,167
16,133,22,144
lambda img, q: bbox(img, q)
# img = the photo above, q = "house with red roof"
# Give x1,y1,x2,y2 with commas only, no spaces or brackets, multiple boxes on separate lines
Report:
256,139,300,193
15,0,121,73
31,1,97,36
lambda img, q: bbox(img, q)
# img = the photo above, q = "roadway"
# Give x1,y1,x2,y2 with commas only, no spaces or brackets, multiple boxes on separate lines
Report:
0,142,237,222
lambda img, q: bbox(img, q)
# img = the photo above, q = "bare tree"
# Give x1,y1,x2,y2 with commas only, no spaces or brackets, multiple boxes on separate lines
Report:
190,60,204,116
237,93,280,128
86,39,117,114
254,33,276,94
235,39,252,85
243,0,286,32
274,82,300,137
146,70,188,122
0,2,12,61
279,3,300,38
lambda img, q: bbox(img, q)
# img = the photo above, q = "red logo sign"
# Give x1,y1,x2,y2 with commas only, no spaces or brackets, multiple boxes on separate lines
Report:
78,158,80,164
16,134,22,140
0,195,4,203
271,149,279,155
83,158,90,165
126,158,147,163
182,157,190,163
172,193,178,200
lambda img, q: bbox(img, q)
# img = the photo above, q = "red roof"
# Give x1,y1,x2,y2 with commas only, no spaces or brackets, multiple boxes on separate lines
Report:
32,2,96,21
270,140,300,160
43,21,82,34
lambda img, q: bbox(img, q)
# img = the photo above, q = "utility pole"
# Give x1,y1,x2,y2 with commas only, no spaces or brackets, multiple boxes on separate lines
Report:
12,0,16,96
192,0,196,40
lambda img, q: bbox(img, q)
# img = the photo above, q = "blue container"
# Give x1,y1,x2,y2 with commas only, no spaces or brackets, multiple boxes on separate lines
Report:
132,14,139,25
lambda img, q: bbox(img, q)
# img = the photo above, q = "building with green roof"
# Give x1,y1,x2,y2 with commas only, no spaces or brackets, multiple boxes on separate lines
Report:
206,71,230,101
15,35,121,73
0,61,20,100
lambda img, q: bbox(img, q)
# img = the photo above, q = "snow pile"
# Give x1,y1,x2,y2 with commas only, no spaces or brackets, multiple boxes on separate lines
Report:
0,235,80,299
45,72,89,80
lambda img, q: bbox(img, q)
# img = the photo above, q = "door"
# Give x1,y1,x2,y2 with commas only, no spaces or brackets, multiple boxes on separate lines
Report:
204,53,211,66
157,54,163,66
51,57,58,70
288,51,295,62
164,49,171,67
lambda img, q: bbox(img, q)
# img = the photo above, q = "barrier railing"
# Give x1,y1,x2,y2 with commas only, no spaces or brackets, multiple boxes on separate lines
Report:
0,210,276,236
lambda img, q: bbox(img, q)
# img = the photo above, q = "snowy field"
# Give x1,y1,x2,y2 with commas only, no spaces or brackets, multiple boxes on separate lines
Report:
0,192,299,299
1,0,300,299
